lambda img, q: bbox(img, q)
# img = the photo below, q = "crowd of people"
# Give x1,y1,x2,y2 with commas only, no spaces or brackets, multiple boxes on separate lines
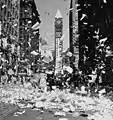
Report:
0,57,75,92
0,48,108,95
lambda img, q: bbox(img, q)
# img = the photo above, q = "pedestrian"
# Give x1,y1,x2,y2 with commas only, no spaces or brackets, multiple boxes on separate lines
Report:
1,73,8,85
39,72,47,92
30,74,40,88
7,68,14,83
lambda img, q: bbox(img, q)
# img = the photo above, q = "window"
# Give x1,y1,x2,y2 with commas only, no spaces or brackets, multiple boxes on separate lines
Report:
20,27,24,35
14,31,17,37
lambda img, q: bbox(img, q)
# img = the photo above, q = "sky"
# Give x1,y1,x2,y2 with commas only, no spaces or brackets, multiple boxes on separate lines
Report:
35,0,70,50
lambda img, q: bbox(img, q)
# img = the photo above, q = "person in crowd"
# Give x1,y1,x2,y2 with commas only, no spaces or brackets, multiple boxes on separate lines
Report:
39,70,47,92
30,74,40,88
46,71,55,90
11,75,17,84
1,71,8,84
7,67,14,83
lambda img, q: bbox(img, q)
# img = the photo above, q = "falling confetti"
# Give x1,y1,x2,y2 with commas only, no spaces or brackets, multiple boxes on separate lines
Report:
103,0,107,3
80,14,87,21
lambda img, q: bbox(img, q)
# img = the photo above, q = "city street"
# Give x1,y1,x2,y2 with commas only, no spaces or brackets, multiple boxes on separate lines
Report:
1,0,113,120
3,108,88,120
0,84,113,120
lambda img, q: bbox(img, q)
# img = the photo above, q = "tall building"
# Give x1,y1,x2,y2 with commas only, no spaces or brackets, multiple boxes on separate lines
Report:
19,0,41,61
69,0,79,69
0,0,41,73
54,9,63,73
0,0,20,68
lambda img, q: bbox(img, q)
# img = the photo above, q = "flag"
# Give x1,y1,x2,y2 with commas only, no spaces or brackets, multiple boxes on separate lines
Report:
31,21,40,30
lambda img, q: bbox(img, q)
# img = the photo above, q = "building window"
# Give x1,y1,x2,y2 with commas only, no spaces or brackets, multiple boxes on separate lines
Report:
20,27,25,35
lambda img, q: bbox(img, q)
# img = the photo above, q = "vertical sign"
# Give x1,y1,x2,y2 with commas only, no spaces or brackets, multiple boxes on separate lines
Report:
55,10,63,73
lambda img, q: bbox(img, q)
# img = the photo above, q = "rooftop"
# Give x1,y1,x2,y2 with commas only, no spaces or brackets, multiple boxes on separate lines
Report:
55,9,62,18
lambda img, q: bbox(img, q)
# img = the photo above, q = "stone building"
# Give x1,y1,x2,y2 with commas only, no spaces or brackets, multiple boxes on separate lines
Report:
0,0,41,74
69,0,113,83
69,0,79,70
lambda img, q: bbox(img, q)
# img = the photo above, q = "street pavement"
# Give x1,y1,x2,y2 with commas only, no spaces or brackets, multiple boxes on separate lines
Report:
1,84,113,120
3,108,88,120
0,99,88,120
